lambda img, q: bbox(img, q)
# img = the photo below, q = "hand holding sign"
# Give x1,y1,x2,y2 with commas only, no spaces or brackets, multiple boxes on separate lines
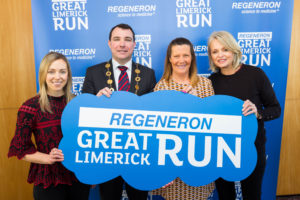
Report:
59,91,257,190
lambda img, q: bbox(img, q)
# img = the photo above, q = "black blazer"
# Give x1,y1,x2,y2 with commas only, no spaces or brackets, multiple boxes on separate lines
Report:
82,60,156,96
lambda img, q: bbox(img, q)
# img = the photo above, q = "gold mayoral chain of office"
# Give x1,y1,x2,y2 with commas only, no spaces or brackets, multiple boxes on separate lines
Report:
105,62,141,94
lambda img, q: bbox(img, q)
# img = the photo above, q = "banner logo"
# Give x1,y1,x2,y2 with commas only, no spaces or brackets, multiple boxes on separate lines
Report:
238,32,272,67
72,77,84,95
232,1,281,14
49,48,96,61
194,45,208,57
134,35,152,68
59,91,258,190
107,4,156,18
176,0,212,28
51,0,88,31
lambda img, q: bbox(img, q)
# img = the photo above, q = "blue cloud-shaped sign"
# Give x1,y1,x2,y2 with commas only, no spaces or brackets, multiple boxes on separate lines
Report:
59,91,257,190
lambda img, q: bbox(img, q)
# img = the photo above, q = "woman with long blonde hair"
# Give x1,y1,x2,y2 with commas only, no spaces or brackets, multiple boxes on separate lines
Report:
8,52,90,200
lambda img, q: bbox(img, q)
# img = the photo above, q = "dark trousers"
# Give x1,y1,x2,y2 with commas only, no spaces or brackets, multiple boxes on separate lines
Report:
216,145,266,200
99,176,148,200
33,182,90,200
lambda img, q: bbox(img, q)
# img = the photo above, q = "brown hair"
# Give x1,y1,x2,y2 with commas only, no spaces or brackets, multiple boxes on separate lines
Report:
161,37,199,86
109,23,135,41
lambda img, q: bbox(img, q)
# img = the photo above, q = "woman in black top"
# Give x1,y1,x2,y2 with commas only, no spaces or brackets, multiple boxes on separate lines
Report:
208,31,281,200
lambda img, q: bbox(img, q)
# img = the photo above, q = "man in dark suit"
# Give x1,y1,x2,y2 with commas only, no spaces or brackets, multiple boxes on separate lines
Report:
82,23,156,200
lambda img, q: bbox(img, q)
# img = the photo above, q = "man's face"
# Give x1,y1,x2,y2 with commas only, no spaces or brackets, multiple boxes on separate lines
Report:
108,27,136,65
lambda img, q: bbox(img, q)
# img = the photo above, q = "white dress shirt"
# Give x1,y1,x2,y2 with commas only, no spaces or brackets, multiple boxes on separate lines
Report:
111,59,132,90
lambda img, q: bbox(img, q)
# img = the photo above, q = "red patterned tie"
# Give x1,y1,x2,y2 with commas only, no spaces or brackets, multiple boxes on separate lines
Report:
118,66,130,91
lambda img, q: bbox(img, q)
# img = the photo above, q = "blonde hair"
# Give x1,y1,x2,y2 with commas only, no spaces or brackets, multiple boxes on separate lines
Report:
162,37,199,87
38,52,73,113
207,31,242,72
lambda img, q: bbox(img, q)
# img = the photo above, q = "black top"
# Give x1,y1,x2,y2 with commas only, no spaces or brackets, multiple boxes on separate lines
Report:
209,64,281,147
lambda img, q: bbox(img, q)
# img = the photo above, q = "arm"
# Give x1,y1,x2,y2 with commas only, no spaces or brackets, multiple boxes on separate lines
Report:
154,79,166,92
182,85,197,96
257,70,281,121
207,78,215,96
82,67,113,97
22,148,64,165
184,77,215,97
8,102,38,159
150,69,157,92
82,67,96,94
8,100,64,165
242,70,281,120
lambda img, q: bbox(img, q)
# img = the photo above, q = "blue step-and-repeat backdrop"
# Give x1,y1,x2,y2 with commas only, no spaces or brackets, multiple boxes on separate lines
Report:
31,0,294,199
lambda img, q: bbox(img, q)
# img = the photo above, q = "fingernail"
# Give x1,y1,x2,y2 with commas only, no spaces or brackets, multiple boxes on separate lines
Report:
181,90,187,93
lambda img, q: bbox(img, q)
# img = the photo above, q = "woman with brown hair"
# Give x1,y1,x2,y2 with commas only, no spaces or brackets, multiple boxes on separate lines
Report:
152,37,215,200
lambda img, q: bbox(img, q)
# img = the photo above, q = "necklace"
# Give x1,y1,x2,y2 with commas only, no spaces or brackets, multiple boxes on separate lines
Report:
105,62,141,94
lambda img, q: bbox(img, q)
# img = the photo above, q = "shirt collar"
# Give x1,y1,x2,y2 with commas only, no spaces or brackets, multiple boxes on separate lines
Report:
112,59,132,71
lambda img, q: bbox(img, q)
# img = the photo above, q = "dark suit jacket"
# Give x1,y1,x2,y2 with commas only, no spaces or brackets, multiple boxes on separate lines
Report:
82,60,156,96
